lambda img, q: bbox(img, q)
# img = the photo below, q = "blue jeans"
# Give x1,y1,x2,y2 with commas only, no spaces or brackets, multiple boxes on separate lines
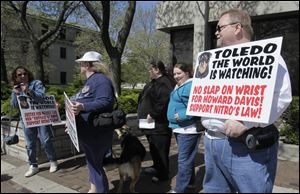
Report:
23,125,56,167
174,133,200,193
203,136,278,193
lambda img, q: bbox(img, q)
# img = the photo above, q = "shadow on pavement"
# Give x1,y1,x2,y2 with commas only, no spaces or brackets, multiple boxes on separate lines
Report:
107,151,205,193
1,174,13,182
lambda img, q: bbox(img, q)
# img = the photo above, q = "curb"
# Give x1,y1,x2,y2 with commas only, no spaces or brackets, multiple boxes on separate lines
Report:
278,141,299,162
273,185,299,193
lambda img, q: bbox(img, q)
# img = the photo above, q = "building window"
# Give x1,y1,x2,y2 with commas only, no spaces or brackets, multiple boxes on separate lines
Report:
60,47,66,59
60,72,67,84
43,48,49,57
171,28,194,66
21,42,29,54
60,28,66,40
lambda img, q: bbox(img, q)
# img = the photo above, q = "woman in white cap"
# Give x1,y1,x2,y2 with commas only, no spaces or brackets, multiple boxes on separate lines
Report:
69,51,115,193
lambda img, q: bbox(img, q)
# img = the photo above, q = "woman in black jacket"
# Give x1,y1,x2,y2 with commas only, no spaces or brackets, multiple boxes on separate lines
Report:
138,60,175,182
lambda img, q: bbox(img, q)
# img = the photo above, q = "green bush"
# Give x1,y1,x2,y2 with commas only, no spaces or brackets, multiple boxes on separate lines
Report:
1,82,19,116
1,98,19,117
1,81,11,100
46,85,66,119
118,92,139,114
121,88,142,96
280,96,299,145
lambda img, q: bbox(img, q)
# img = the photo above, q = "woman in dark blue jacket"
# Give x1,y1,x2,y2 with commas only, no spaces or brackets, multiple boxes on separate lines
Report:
69,51,114,193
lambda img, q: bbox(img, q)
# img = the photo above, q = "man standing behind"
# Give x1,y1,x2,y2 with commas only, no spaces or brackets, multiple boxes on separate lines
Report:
201,9,292,193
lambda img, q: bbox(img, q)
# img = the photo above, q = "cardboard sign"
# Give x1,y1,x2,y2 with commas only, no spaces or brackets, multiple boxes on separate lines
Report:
186,37,283,123
18,95,61,128
64,92,80,152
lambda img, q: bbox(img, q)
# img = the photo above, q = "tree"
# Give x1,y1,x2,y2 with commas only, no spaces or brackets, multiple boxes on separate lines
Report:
8,1,79,82
123,7,170,88
1,3,22,83
196,1,211,50
82,1,136,95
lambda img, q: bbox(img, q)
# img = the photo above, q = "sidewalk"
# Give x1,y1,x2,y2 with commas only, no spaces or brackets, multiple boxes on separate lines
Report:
1,134,299,193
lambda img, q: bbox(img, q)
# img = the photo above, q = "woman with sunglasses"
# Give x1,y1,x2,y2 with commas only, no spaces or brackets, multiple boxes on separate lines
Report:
11,66,58,177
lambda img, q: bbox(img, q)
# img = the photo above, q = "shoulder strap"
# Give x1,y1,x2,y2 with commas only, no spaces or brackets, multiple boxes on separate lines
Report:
14,120,19,134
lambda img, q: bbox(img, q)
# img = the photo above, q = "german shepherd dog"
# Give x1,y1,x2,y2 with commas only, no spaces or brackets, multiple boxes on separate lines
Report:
104,125,146,193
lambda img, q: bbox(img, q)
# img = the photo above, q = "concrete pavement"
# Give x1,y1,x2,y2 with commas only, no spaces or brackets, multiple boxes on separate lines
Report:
1,133,299,193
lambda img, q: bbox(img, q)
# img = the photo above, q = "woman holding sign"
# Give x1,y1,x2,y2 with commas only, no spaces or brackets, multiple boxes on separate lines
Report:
167,63,201,193
68,51,115,193
11,66,58,177
201,9,292,193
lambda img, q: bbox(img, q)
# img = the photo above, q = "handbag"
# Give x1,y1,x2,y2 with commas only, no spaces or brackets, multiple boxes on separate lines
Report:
92,95,126,129
4,120,19,145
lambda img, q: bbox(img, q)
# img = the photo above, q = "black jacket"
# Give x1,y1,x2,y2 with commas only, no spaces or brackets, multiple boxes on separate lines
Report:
138,75,175,134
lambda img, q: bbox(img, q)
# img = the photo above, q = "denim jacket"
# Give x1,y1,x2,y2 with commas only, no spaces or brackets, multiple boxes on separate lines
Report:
11,80,45,109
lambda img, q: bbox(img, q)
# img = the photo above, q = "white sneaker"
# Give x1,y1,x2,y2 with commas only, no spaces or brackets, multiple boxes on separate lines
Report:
24,165,39,177
49,161,58,173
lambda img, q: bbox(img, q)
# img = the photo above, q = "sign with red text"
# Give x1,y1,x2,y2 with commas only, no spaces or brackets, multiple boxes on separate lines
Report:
186,37,283,123
64,92,80,152
18,95,61,128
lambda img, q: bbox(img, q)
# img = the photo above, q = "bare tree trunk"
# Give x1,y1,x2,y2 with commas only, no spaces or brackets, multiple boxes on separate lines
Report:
110,56,121,94
83,1,136,95
33,43,44,82
1,46,8,83
8,1,78,83
204,1,210,50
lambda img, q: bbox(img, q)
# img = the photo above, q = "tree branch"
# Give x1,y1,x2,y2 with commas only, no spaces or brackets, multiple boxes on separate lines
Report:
196,1,205,18
82,1,103,29
101,1,115,55
115,1,136,54
39,1,75,44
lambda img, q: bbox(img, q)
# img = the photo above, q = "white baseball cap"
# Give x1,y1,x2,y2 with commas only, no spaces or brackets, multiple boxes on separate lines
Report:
75,51,102,62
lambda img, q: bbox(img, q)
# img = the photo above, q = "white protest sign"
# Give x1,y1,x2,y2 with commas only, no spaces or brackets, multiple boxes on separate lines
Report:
64,92,80,152
187,37,283,123
18,95,61,128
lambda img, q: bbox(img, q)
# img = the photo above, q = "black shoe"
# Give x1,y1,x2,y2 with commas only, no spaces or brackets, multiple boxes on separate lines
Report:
186,184,196,189
143,166,157,175
151,176,169,183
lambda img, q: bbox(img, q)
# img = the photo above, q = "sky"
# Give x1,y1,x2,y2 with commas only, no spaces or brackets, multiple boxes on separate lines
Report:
136,1,158,10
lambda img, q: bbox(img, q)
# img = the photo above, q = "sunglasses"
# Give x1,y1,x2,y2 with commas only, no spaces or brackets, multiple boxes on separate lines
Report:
17,73,27,77
216,22,240,33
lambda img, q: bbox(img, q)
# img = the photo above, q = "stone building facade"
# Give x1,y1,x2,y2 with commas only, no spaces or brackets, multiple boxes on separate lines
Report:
156,1,299,95
4,12,82,86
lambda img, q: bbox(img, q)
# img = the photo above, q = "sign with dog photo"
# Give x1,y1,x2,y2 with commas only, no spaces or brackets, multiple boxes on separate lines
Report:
186,37,283,123
17,95,61,128
64,92,80,152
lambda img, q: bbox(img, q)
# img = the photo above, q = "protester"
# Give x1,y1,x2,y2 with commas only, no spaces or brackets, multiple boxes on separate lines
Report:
138,60,175,182
11,66,58,177
167,63,201,193
68,51,115,193
201,9,292,193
